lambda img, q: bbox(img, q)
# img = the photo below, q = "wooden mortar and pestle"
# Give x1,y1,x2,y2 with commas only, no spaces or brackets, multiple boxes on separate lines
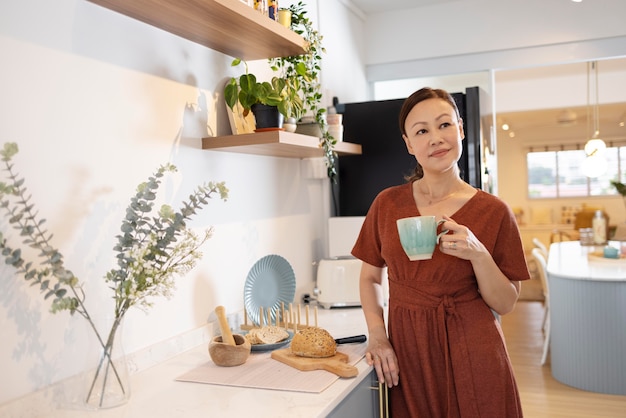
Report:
208,305,251,367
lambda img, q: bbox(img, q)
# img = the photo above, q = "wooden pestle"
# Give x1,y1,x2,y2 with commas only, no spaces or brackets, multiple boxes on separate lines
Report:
215,305,236,346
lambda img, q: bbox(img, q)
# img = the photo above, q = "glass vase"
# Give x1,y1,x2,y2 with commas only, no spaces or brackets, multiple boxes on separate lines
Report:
82,316,131,409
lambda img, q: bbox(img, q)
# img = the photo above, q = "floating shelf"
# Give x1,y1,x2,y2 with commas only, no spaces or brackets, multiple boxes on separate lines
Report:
86,0,361,160
86,0,307,60
202,131,362,159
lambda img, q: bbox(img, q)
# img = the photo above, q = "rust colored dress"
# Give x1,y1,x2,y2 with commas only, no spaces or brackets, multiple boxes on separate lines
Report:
352,183,530,418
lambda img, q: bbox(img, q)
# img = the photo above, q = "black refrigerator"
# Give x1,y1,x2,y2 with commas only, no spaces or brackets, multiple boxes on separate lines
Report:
332,86,483,217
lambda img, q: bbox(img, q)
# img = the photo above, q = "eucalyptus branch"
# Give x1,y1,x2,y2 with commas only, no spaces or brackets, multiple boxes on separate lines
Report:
0,143,86,317
0,144,119,396
106,169,228,319
0,141,228,406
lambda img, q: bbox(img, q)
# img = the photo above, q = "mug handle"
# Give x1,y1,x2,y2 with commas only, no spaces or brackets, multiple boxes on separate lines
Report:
436,219,449,243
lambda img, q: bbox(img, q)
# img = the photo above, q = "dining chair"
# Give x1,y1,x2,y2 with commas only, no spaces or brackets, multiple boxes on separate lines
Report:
530,244,549,333
531,248,550,365
549,229,572,244
532,237,548,259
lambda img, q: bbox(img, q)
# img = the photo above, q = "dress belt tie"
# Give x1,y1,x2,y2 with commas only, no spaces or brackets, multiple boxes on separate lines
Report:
392,284,482,417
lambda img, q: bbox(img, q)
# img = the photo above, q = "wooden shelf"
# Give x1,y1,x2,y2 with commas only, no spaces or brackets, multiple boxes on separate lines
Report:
202,131,362,158
87,0,307,60
86,0,358,161
86,1,358,161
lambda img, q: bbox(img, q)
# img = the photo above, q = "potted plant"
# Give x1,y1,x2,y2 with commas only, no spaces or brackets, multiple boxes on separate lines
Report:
270,1,338,181
224,59,303,130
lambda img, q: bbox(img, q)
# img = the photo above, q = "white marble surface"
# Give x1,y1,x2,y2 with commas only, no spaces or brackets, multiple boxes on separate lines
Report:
547,241,626,281
0,307,372,418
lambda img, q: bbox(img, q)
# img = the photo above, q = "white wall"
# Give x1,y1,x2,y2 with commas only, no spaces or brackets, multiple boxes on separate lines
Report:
495,60,626,114
373,71,492,101
0,0,367,405
318,0,369,105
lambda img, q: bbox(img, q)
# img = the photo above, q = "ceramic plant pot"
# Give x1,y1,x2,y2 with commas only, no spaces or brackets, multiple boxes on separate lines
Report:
251,103,284,131
295,121,323,138
283,117,297,132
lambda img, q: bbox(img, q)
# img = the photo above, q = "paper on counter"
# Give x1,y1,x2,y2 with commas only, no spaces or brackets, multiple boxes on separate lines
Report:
175,343,366,393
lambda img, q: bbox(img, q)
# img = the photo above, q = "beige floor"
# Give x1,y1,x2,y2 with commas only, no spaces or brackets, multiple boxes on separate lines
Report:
501,301,626,417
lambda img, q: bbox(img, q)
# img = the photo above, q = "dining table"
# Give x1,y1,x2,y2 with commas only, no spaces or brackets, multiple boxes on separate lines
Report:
546,240,626,396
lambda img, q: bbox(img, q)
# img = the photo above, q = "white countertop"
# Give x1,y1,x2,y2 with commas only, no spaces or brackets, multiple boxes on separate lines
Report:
0,307,372,418
547,241,626,281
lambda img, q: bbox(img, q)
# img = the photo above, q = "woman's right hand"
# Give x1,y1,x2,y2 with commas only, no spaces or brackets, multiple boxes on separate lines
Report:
365,328,399,387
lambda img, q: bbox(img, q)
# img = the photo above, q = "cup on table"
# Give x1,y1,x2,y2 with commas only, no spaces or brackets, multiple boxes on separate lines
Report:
603,245,620,259
396,216,448,261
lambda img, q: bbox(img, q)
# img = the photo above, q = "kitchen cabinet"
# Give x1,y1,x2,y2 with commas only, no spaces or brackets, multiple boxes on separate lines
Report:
202,131,362,158
328,370,388,418
86,0,306,60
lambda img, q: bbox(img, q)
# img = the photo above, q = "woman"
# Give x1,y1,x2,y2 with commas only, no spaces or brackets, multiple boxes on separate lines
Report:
351,87,530,417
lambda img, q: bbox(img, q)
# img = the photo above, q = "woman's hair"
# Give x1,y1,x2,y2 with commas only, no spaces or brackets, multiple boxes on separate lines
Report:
399,87,462,182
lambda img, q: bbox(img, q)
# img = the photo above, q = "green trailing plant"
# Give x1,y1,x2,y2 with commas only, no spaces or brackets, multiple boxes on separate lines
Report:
0,142,228,406
224,58,303,120
270,1,337,182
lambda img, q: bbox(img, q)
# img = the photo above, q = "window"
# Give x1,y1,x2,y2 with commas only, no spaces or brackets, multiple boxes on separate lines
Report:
527,146,623,198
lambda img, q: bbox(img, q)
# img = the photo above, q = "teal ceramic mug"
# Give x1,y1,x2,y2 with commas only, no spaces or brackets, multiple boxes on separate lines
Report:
396,216,448,261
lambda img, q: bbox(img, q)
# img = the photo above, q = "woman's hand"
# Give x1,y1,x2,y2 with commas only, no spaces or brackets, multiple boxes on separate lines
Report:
438,214,521,314
438,215,488,261
365,328,400,387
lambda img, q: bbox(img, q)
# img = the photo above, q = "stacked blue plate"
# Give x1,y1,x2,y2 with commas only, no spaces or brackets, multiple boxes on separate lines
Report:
243,254,296,327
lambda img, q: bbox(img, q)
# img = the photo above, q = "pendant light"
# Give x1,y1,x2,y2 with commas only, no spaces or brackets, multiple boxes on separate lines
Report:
582,61,607,177
581,154,607,178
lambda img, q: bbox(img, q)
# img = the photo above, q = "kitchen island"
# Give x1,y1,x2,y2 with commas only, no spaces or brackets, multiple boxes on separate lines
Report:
547,241,626,396
0,308,379,418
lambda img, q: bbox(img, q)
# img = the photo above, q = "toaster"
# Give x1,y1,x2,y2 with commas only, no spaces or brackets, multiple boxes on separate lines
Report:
315,257,362,309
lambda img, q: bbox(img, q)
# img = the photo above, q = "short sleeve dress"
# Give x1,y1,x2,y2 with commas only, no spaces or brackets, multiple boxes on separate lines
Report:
352,182,530,418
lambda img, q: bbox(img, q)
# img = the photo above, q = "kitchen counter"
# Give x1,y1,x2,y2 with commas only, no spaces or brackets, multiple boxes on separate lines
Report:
0,307,373,418
547,240,626,281
547,241,626,395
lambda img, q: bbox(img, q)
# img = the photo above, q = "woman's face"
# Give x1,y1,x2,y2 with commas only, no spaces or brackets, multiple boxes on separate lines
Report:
402,98,464,175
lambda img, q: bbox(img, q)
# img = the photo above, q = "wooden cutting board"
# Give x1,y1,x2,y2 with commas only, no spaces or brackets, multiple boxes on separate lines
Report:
270,348,358,378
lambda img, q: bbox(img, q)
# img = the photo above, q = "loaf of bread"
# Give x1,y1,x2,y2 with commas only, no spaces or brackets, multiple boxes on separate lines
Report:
290,327,337,358
245,326,289,345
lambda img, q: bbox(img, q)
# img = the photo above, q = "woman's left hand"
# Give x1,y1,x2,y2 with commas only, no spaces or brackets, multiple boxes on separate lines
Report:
439,215,487,261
